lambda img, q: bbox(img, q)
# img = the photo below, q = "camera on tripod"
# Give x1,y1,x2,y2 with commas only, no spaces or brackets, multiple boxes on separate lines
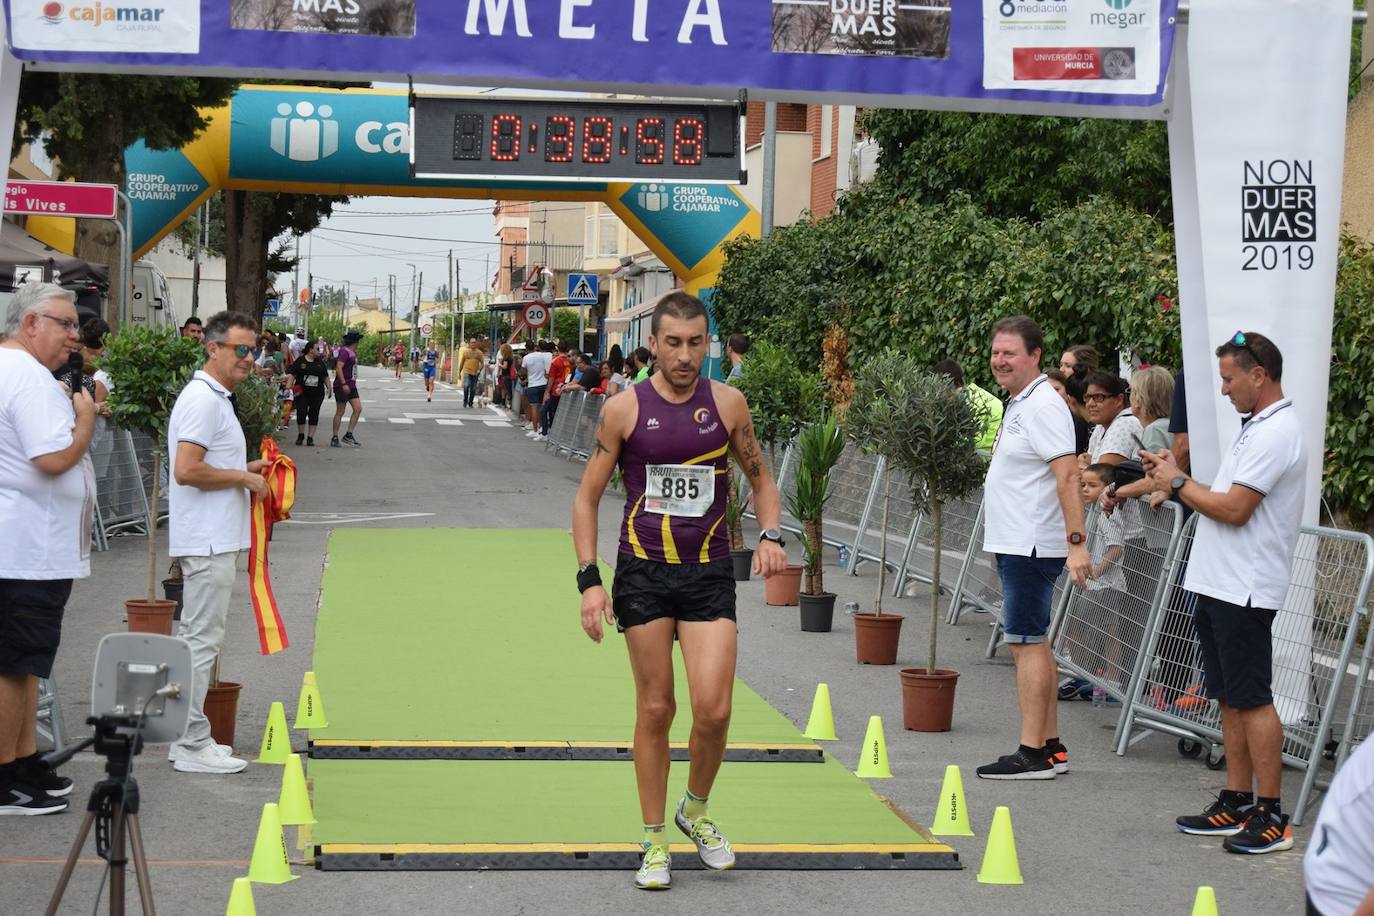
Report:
44,633,193,916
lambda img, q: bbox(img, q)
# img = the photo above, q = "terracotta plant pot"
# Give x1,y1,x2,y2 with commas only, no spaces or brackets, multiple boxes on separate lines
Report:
730,549,754,582
853,612,903,665
763,564,804,606
126,598,176,636
899,667,960,732
799,592,836,632
161,578,185,621
204,681,242,749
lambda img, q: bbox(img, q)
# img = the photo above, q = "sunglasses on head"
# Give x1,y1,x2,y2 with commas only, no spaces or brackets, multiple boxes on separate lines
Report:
1231,331,1265,371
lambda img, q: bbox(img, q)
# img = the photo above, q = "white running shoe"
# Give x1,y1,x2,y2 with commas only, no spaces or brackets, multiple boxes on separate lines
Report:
171,745,248,774
635,845,671,890
168,743,233,763
675,802,735,870
525,430,540,438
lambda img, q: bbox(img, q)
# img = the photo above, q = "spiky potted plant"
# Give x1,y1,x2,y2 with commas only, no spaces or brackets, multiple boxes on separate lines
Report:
885,365,989,731
103,324,204,635
725,461,754,581
785,411,846,631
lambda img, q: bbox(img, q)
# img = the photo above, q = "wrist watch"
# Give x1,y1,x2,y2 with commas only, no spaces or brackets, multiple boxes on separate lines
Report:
1170,475,1188,498
1066,532,1085,546
759,528,786,549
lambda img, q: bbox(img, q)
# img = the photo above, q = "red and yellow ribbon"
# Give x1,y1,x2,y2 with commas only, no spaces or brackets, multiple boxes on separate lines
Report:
249,437,296,655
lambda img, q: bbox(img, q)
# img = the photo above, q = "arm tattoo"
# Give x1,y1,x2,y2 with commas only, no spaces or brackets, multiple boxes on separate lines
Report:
748,460,762,479
594,438,611,456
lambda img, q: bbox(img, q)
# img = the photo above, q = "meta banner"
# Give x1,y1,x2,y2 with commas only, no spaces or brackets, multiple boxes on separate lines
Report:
3,0,1178,113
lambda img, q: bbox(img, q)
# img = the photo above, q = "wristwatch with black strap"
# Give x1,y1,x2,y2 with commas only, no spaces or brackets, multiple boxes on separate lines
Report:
1170,475,1189,499
759,528,786,549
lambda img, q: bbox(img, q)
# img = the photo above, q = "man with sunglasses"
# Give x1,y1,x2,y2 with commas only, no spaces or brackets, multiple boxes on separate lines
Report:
1144,330,1304,855
0,283,96,814
165,311,269,775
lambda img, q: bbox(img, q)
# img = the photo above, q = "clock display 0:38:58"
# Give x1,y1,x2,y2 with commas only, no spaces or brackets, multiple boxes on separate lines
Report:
455,112,706,167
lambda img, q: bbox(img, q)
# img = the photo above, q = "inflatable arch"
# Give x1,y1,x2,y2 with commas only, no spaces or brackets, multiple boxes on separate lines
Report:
27,85,760,302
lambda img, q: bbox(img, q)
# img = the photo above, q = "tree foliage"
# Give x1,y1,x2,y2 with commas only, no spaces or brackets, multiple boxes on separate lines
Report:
733,340,823,471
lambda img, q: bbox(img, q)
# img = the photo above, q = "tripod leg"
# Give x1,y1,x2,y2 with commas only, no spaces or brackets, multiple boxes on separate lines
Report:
126,813,156,916
45,811,97,916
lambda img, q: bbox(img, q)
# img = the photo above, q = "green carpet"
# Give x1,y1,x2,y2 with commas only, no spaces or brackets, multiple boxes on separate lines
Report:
312,528,807,745
311,757,933,846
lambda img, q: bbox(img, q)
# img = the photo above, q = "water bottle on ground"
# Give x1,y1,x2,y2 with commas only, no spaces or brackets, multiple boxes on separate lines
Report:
1092,672,1107,709
843,601,860,617
838,546,850,569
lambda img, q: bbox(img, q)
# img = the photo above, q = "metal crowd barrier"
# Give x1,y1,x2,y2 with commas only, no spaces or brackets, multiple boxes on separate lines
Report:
131,430,168,525
894,487,986,599
568,394,605,460
848,464,921,577
92,427,152,543
37,677,66,752
1050,499,1186,706
768,441,888,568
1115,521,1374,825
544,390,586,455
1335,627,1374,769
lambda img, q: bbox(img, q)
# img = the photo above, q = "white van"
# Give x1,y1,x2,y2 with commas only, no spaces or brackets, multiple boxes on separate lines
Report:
130,262,178,328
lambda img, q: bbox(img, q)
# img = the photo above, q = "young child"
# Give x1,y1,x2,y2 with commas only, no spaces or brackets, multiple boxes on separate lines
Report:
1080,463,1134,693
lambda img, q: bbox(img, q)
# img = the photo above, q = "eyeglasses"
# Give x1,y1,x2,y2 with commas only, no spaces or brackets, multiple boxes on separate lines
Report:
1083,392,1121,404
214,342,253,359
38,313,79,332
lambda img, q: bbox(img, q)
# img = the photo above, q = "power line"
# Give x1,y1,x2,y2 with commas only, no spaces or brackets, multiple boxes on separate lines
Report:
313,226,504,246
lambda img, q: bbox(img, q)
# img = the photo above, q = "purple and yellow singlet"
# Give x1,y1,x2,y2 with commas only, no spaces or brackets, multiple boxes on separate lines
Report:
618,379,731,565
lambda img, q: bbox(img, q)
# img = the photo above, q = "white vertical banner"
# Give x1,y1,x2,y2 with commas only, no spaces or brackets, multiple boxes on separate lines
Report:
1173,0,1351,725
0,9,22,241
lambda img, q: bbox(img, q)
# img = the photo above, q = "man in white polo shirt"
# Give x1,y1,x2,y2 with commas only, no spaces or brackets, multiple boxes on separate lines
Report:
977,315,1091,781
0,283,95,814
166,311,268,775
1145,331,1305,855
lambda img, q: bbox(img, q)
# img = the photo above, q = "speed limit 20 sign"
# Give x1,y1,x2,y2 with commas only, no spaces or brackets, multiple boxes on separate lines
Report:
523,302,551,329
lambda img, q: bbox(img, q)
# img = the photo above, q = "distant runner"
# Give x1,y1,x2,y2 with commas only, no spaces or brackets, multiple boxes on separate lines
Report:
330,330,363,448
572,292,788,891
423,342,439,402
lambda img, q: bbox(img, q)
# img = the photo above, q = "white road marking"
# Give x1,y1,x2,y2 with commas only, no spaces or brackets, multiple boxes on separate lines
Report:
435,419,464,426
483,421,511,428
388,417,415,425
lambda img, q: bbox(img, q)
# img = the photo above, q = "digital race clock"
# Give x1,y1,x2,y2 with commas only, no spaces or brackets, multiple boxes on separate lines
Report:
410,94,744,184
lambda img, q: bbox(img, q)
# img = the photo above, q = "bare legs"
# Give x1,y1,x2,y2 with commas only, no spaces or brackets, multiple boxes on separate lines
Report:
1008,641,1059,748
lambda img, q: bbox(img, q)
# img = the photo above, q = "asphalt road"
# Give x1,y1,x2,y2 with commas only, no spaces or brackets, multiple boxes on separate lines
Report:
2,365,1315,915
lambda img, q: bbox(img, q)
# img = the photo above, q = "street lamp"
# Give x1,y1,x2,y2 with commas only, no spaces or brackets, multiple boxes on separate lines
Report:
406,262,418,356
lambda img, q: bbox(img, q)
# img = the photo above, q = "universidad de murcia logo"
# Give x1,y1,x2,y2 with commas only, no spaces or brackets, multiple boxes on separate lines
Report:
270,101,340,163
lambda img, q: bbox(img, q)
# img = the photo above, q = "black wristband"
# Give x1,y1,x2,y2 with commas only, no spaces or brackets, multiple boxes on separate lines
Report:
576,564,603,594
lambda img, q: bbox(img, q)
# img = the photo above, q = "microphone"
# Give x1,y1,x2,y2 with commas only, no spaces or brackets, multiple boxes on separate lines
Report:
66,349,84,397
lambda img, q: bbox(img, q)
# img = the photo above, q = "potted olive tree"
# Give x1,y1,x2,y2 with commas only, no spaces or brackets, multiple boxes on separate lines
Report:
103,324,204,635
785,412,845,631
734,340,821,603
880,360,988,731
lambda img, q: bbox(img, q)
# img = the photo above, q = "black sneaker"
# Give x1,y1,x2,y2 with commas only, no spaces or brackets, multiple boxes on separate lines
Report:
330,436,341,448
1223,808,1293,854
1045,741,1069,775
0,779,69,815
1175,796,1249,836
976,747,1055,780
342,433,360,447
306,437,315,447
20,754,73,798
295,433,305,446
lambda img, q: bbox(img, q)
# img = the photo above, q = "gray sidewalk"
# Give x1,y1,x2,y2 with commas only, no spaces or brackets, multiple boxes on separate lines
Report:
2,366,1312,914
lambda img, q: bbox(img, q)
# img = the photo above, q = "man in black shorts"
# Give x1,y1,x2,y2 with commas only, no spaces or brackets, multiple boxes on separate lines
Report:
1145,331,1305,855
572,292,787,890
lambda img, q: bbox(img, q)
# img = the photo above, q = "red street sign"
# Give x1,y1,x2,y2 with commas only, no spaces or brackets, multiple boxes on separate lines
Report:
3,179,118,220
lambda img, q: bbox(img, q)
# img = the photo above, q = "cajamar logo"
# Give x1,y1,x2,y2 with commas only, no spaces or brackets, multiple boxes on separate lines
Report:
41,0,168,24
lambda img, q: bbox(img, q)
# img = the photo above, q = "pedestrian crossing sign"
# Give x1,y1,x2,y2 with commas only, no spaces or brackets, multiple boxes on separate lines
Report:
567,273,599,304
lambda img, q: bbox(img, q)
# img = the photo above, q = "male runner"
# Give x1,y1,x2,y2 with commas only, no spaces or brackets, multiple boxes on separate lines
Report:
422,342,438,402
330,330,363,447
572,292,788,891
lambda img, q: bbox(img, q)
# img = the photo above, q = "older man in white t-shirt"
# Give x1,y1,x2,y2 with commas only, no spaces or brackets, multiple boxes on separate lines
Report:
0,283,95,815
1146,331,1305,856
166,311,269,775
977,315,1091,782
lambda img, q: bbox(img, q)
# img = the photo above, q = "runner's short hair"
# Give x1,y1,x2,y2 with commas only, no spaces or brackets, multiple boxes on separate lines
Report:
650,291,708,336
932,359,964,387
991,315,1044,359
202,310,258,342
1216,330,1283,382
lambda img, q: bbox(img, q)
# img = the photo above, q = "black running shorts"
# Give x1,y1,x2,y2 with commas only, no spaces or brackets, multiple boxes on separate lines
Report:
0,578,73,679
612,555,736,633
1192,593,1277,710
333,383,358,404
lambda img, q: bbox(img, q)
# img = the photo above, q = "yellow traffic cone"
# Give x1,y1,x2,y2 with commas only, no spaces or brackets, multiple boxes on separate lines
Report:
1191,886,1219,916
224,877,257,916
255,701,291,764
976,806,1023,885
930,765,974,836
803,683,837,741
293,671,329,730
278,754,317,826
854,715,892,778
247,803,298,885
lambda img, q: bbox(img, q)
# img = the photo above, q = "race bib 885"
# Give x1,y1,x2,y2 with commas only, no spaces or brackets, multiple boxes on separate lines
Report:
644,464,714,518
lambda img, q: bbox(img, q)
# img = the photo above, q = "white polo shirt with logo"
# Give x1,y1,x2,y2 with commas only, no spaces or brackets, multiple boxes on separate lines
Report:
168,371,250,558
982,374,1077,559
1183,399,1305,610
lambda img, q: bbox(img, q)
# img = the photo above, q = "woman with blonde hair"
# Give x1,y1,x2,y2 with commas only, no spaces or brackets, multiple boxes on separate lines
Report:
1130,366,1175,454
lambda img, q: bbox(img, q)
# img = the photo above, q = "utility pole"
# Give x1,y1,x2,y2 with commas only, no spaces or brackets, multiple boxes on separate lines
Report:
388,273,395,345
457,256,465,346
762,102,777,237
413,270,423,354
292,235,301,325
190,199,206,318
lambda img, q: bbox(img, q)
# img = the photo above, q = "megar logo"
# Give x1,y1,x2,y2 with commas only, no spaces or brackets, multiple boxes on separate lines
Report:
41,1,167,25
1103,0,1132,7
270,102,340,163
1091,0,1145,28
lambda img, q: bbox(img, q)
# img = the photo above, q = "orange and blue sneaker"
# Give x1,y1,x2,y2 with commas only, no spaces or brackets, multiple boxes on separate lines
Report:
1223,807,1293,855
1175,795,1250,836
